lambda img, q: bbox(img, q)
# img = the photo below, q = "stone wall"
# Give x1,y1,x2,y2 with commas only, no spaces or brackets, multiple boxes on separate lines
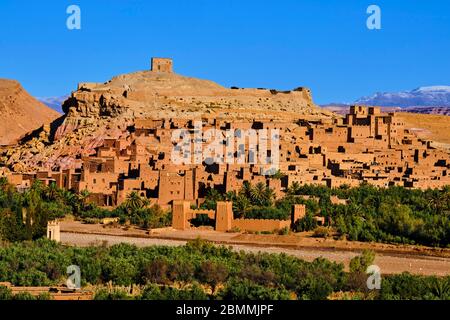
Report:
232,218,291,232
171,200,304,233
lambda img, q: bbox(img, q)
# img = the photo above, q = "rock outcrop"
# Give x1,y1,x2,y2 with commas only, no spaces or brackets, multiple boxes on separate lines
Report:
61,70,328,121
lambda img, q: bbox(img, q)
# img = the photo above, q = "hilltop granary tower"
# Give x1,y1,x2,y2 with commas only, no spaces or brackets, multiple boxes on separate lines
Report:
151,57,173,73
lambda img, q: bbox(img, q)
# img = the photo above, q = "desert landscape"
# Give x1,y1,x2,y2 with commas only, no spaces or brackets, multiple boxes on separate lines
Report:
0,57,449,301
1,0,450,304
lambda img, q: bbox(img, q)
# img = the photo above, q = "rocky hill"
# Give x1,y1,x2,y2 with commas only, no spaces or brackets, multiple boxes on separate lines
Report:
0,79,60,146
1,61,331,172
61,70,328,120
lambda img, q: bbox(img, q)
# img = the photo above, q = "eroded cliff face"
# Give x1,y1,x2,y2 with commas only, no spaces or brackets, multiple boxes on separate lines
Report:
1,69,331,172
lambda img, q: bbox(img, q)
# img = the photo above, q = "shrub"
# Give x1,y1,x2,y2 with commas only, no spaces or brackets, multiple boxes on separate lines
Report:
278,227,290,235
312,226,330,238
295,212,317,232
13,292,36,300
197,261,229,293
141,259,170,285
102,257,139,285
94,288,133,300
349,250,376,273
36,292,53,300
0,286,12,300
219,278,292,300
227,226,241,233
245,206,290,220
140,283,208,300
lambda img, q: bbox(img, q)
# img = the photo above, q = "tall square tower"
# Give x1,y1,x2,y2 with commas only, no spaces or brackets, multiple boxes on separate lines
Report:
151,58,173,73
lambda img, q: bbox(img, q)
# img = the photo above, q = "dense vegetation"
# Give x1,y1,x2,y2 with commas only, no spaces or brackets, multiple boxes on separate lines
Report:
0,178,71,241
1,177,449,300
0,178,171,241
200,182,289,220
0,239,448,300
285,183,450,247
81,192,172,230
2,175,450,247
201,181,450,247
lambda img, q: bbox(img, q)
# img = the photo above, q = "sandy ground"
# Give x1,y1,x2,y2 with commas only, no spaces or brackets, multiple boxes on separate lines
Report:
397,112,450,148
60,221,450,276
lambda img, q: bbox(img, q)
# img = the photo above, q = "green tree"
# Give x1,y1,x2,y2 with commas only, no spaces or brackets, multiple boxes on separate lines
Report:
0,286,13,300
197,261,229,294
250,182,274,207
287,182,301,195
123,191,149,214
349,250,375,273
295,212,317,232
219,278,291,300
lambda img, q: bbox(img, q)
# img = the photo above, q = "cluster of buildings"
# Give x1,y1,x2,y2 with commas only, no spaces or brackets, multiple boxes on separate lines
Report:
2,105,449,212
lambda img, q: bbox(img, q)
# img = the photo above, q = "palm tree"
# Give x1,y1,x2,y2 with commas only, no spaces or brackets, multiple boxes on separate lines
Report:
428,277,450,299
206,189,223,202
123,191,149,214
60,190,79,214
225,191,236,202
29,180,44,195
240,181,253,198
442,186,450,215
250,182,266,206
287,182,301,195
22,186,44,240
233,194,251,218
263,187,275,207
44,183,60,202
76,189,91,213
0,178,15,207
249,182,275,207
428,190,445,215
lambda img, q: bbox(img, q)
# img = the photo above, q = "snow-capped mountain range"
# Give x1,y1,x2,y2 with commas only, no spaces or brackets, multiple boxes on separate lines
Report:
321,86,450,115
355,86,450,107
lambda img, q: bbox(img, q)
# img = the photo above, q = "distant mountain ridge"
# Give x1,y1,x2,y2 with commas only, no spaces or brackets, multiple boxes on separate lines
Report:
321,86,450,115
37,95,69,113
355,86,450,107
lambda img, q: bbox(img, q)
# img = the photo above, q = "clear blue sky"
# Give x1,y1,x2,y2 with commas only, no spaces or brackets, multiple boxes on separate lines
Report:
0,0,449,104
